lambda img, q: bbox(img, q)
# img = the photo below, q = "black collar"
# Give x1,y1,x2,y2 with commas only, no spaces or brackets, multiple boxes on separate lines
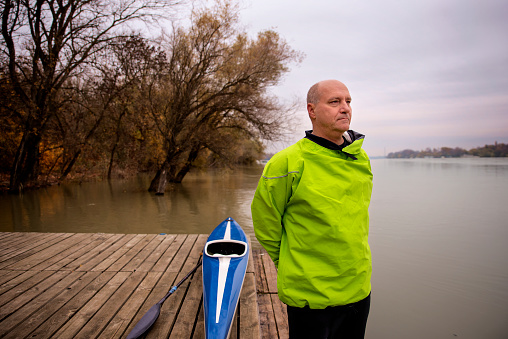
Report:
304,130,350,150
304,130,357,160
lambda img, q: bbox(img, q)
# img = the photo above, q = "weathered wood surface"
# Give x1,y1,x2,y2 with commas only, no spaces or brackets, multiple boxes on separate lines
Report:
0,232,261,339
252,249,289,339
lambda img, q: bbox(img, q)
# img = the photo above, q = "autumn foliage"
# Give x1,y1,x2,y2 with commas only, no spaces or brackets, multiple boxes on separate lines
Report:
0,0,301,193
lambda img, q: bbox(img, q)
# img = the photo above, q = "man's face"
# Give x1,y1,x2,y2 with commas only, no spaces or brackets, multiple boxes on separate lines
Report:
307,80,352,143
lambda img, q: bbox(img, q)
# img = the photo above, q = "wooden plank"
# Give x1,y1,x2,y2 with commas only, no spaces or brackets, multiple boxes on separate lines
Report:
146,234,206,339
0,233,52,256
239,272,261,339
0,269,25,287
107,234,156,272
151,234,188,272
27,233,95,271
0,232,13,240
123,234,198,337
0,270,55,308
0,271,71,320
0,271,85,337
51,271,131,338
4,234,86,270
88,233,145,272
270,295,289,339
246,240,256,274
168,266,203,338
257,294,279,339
136,234,176,272
3,271,101,339
261,251,278,294
0,270,39,297
74,234,135,272
65,233,124,271
164,234,198,274
100,271,163,338
254,249,288,339
72,272,147,338
0,232,37,247
0,233,73,269
0,233,66,258
25,271,116,338
44,233,122,271
253,249,268,294
193,299,205,339
121,234,166,272
230,305,239,339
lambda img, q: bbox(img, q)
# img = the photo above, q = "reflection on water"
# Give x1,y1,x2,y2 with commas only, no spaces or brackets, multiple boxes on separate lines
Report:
1,159,508,338
0,166,264,243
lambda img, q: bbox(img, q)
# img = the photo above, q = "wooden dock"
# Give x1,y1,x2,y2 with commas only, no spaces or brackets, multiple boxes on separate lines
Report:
252,249,288,339
0,232,287,338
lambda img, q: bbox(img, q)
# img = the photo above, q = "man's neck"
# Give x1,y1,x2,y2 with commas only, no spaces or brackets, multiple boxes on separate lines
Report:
311,131,345,146
305,131,350,150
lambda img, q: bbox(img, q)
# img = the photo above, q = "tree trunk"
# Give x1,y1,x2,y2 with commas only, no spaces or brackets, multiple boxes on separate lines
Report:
149,161,170,195
173,146,201,183
107,140,119,179
108,110,126,179
59,150,82,181
148,146,185,194
9,128,42,193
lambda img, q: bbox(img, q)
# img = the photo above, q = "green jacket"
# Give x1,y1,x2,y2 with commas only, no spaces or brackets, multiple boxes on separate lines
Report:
251,131,373,309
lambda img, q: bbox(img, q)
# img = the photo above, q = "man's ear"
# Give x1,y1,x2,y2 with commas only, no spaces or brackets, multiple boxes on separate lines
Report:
307,103,316,119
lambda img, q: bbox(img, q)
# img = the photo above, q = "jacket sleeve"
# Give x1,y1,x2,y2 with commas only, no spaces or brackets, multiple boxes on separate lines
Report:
251,167,291,269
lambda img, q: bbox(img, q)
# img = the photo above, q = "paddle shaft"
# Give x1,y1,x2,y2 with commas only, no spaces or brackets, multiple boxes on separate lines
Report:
160,256,202,304
126,256,202,339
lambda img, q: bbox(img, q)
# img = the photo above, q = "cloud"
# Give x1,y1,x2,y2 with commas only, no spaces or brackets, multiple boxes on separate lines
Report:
240,0,508,156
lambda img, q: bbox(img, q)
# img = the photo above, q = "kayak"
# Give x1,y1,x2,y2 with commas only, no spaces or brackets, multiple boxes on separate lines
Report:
202,217,249,339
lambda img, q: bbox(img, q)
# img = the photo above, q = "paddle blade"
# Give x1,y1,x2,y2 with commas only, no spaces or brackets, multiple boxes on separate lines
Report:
126,303,162,339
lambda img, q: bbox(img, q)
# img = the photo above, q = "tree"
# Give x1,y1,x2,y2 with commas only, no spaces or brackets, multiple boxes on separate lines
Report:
147,1,302,194
0,67,22,174
99,35,168,178
1,0,180,192
48,35,167,181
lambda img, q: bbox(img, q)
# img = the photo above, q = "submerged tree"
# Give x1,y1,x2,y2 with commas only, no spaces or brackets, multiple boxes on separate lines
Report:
147,1,302,194
1,0,181,192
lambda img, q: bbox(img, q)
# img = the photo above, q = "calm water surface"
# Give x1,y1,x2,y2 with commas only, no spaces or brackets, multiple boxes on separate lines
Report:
1,158,507,338
0,167,261,237
367,158,508,339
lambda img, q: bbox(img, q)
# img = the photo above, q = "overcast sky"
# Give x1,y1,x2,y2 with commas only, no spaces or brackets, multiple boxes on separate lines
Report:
238,0,508,156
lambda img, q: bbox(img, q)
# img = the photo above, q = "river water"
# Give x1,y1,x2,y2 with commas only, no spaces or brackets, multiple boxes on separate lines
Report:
1,158,507,338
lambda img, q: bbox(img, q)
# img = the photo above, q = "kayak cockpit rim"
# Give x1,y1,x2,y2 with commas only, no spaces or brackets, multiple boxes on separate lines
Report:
204,240,248,258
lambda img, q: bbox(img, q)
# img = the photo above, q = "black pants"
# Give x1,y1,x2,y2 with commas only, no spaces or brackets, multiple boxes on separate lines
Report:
286,294,371,339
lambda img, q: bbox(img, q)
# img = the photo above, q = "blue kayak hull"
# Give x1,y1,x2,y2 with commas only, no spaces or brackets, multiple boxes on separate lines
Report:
203,217,249,339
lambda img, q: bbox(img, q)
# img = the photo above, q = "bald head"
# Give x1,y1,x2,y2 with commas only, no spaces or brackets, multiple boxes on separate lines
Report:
307,80,348,105
306,80,352,144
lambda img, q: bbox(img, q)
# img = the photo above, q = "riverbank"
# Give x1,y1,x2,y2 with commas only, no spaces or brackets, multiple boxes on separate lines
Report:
0,170,134,194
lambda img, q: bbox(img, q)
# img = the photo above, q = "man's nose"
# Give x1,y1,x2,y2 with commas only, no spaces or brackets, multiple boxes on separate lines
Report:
339,102,351,113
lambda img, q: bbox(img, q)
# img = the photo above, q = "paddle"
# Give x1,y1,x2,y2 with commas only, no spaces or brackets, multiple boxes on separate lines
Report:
126,256,203,339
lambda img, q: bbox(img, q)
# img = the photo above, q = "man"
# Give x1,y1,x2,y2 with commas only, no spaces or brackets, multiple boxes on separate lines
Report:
251,80,373,339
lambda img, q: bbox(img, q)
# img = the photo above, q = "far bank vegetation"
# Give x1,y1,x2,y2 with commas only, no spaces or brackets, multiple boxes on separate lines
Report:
0,0,302,194
387,142,508,158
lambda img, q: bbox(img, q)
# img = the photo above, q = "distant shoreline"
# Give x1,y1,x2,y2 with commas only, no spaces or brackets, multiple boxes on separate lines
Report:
386,142,507,159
